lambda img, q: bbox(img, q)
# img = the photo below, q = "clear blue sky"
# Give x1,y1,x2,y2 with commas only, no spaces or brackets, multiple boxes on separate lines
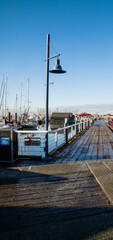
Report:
0,0,113,113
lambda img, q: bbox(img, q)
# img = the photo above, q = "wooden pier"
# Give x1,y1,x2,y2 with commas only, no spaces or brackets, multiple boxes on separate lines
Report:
1,119,113,239
51,119,113,163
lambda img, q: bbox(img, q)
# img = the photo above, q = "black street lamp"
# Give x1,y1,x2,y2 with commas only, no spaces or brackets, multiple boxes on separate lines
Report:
45,34,66,159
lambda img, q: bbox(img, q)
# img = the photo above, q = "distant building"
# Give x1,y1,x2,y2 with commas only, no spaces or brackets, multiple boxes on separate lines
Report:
50,112,74,124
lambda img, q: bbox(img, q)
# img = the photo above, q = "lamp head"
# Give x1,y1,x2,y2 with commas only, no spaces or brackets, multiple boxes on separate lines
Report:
49,59,66,74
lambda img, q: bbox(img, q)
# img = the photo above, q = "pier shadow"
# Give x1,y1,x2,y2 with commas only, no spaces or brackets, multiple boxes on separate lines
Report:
1,205,113,239
0,167,68,185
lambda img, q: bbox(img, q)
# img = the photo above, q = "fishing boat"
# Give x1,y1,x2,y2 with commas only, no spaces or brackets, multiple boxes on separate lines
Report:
17,124,38,130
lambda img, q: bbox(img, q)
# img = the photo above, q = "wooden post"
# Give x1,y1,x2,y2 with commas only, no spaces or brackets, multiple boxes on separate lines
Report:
8,112,11,122
15,113,17,124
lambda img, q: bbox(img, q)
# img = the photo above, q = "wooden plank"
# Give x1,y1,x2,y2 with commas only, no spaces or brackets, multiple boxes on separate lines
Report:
1,120,113,234
52,120,113,163
87,161,113,204
63,128,93,162
0,161,112,233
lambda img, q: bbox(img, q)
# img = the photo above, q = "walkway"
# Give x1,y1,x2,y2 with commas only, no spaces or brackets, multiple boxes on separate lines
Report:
1,161,113,240
51,119,113,163
1,120,113,239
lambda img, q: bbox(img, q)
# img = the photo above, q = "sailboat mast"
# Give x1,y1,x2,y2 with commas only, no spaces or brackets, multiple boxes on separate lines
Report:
1,74,5,117
20,82,22,117
16,94,18,114
5,77,8,118
27,78,29,115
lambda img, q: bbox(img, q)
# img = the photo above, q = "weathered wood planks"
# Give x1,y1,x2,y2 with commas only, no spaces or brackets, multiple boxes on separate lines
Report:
52,120,113,163
0,161,112,232
1,120,113,235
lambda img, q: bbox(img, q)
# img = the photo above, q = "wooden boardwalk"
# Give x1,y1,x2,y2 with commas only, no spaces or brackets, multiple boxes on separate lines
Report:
0,161,113,235
51,119,113,163
1,120,113,239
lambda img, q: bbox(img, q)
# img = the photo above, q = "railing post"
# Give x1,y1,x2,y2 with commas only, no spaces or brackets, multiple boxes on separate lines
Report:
85,119,86,128
90,118,93,126
81,119,83,131
88,118,89,127
86,119,87,128
71,126,73,138
79,122,81,133
76,123,78,135
80,120,82,132
83,119,84,130
84,119,85,129
84,118,85,129
64,118,68,144
75,119,77,135
55,132,58,150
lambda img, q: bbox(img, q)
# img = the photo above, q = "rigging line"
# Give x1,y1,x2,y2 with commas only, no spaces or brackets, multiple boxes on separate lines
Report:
0,76,4,99
0,83,5,110
49,43,59,55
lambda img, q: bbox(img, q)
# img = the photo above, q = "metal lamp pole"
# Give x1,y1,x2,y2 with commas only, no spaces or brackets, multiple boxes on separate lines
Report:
45,34,66,159
45,34,50,158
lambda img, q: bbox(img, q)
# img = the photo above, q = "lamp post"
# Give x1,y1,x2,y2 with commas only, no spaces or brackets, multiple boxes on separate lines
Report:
45,34,66,159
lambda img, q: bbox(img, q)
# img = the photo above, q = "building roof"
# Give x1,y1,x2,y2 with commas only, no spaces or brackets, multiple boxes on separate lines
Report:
77,112,91,117
51,112,73,120
103,114,113,116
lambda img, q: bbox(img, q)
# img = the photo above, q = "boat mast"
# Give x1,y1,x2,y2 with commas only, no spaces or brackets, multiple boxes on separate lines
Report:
15,94,18,115
5,77,8,118
20,82,22,120
27,78,29,116
0,74,5,117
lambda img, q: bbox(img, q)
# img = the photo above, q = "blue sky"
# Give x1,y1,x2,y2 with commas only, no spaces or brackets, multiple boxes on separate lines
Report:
0,0,113,114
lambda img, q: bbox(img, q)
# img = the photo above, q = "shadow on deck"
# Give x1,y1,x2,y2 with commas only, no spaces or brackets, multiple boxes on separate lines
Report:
1,205,113,240
0,161,113,239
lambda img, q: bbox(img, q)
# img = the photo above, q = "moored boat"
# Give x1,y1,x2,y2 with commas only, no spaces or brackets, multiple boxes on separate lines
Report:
17,124,38,130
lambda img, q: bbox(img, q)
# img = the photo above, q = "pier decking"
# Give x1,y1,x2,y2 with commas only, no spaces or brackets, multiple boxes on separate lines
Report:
52,119,113,163
1,119,113,239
